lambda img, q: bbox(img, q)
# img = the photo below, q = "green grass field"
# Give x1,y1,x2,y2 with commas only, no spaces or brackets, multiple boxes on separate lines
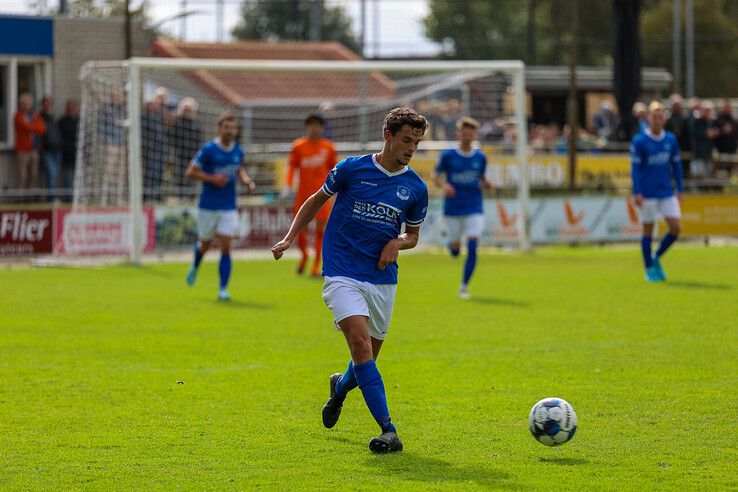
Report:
1,246,737,490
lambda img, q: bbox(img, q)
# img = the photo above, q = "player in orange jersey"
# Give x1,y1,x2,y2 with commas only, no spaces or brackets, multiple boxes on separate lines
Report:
285,114,338,276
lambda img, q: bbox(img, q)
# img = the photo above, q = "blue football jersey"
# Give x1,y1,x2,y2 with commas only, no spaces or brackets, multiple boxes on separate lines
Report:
435,148,487,216
321,154,428,285
630,129,683,199
192,139,244,211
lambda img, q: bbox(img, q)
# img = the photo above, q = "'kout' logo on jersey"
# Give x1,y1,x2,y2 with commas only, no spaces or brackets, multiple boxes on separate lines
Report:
352,200,401,226
396,186,411,200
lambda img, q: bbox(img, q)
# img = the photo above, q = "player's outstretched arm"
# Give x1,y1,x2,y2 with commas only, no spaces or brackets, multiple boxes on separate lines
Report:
185,162,228,188
271,189,331,260
378,226,421,270
238,168,256,193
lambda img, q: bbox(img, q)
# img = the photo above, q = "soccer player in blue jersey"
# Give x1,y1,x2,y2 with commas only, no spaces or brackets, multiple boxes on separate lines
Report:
433,117,492,300
185,113,255,300
631,101,684,282
271,107,429,453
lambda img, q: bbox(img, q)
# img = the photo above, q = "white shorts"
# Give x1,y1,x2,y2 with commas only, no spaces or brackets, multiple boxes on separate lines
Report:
445,213,484,242
197,209,239,240
640,196,681,223
322,276,397,341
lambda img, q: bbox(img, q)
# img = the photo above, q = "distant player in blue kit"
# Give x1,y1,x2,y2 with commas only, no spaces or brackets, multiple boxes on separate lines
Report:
271,107,429,453
433,117,492,299
631,101,684,282
185,113,255,300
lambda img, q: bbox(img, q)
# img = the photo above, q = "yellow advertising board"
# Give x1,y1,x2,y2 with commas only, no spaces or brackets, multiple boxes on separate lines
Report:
272,150,632,189
395,151,632,189
681,195,738,236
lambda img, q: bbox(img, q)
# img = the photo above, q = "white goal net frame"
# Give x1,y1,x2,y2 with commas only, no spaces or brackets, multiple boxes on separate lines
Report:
73,58,530,263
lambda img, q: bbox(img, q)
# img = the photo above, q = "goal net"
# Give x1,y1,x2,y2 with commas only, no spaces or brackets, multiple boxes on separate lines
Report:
63,58,529,263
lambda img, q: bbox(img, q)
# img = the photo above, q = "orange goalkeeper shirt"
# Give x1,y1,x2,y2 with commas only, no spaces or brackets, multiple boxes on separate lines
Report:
287,137,338,205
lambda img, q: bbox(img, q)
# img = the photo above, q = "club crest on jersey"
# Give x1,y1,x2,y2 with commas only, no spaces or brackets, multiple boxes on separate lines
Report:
396,185,411,200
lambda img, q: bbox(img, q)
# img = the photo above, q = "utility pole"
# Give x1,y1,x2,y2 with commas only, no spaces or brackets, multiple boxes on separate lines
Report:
124,0,132,59
359,0,366,57
685,0,694,97
527,0,536,64
216,0,224,42
567,0,578,191
672,0,681,94
180,0,187,40
308,0,322,41
373,0,380,58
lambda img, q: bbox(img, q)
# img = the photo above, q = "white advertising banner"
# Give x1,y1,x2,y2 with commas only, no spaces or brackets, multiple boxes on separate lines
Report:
421,196,645,246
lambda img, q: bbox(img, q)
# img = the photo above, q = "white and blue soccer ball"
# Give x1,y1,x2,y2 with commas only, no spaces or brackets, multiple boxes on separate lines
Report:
529,397,578,446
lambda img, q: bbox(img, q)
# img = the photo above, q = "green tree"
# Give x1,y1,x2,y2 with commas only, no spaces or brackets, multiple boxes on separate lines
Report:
232,0,360,54
424,0,613,65
46,0,161,40
641,0,738,96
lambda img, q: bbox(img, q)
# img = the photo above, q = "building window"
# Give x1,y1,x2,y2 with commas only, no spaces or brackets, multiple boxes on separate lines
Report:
0,65,6,144
0,57,49,148
17,64,38,101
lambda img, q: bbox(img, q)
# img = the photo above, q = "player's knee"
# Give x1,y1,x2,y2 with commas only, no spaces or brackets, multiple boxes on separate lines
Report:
670,224,681,236
347,334,373,363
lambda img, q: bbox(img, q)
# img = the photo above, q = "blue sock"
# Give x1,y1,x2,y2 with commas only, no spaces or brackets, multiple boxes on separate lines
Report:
335,359,358,398
641,236,653,268
219,253,232,289
353,359,396,433
655,232,678,258
193,242,204,268
448,243,460,257
463,238,478,286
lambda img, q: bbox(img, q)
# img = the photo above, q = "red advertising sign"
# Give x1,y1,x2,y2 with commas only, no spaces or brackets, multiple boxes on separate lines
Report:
0,209,54,255
234,205,293,248
55,208,156,255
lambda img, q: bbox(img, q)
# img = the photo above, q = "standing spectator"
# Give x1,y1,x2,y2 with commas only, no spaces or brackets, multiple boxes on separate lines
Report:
142,100,167,202
714,99,737,155
13,93,46,196
680,97,701,153
592,100,615,139
57,99,80,203
98,90,126,205
690,101,719,179
40,96,63,202
633,102,649,135
665,94,687,150
170,97,202,198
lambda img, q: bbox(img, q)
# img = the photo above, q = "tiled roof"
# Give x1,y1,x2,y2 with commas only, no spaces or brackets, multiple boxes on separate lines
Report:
152,39,396,106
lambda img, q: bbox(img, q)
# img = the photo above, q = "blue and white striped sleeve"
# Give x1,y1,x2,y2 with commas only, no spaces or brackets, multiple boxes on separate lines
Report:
405,183,428,227
321,158,350,196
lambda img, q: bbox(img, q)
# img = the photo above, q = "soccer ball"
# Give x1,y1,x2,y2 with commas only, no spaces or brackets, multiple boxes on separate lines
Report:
528,398,578,446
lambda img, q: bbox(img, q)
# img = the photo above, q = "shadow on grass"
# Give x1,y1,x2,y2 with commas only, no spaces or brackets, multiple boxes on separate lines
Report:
213,300,274,310
365,452,514,488
538,457,589,466
665,281,732,290
470,297,528,307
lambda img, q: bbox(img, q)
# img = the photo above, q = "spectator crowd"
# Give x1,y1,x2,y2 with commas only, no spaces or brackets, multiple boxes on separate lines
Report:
3,89,737,204
5,87,205,204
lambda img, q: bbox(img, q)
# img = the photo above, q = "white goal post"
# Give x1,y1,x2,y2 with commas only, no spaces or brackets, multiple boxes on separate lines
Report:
74,58,530,263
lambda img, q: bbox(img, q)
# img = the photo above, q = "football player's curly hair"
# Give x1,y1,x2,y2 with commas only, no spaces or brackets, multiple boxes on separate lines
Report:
383,107,429,136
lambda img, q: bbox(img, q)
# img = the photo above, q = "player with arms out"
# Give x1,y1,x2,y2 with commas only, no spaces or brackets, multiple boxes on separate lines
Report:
433,117,492,300
271,107,429,453
284,114,338,276
631,101,683,282
185,113,255,300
